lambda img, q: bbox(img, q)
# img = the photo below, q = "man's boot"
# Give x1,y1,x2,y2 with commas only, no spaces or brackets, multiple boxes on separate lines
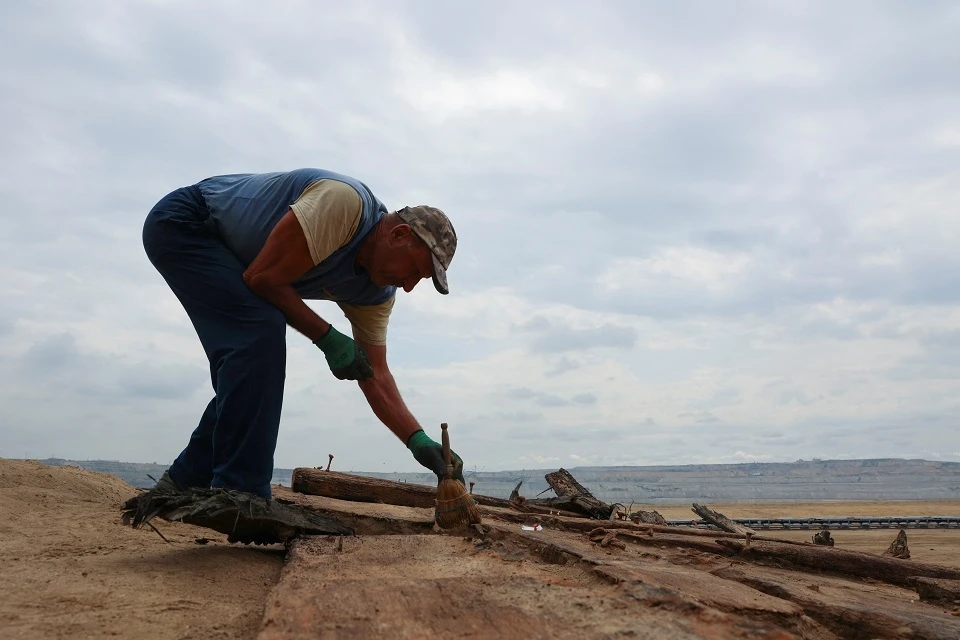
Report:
152,470,183,493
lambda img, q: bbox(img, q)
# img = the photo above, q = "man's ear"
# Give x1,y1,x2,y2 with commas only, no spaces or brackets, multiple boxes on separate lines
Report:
389,223,413,243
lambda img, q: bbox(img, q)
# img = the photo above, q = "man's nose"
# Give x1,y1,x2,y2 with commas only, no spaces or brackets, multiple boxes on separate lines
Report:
403,278,419,293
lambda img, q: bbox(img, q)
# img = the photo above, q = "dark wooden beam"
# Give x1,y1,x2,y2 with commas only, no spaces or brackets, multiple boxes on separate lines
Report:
691,503,755,535
543,468,612,519
292,468,436,508
717,538,960,588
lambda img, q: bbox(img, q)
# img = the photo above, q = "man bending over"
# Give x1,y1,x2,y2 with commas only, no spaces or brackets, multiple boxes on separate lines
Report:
141,168,462,499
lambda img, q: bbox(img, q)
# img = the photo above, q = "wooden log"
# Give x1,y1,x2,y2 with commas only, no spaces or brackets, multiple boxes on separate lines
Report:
614,530,731,556
292,468,585,519
811,530,834,546
292,468,437,508
544,468,594,498
631,509,667,525
494,522,729,564
469,493,513,509
468,493,583,518
489,506,787,542
529,494,607,518
716,538,960,588
691,503,755,535
543,468,612,519
476,490,612,519
274,486,436,536
508,480,523,502
914,578,960,605
883,529,910,559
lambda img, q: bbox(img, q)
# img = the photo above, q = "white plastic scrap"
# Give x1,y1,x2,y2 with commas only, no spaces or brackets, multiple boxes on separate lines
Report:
521,524,543,531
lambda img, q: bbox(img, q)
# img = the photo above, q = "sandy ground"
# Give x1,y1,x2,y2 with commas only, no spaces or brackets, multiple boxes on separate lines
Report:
0,459,284,639
4,458,960,639
260,533,796,640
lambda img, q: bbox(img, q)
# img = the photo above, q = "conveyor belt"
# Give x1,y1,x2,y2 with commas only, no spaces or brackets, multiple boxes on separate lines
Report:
666,516,960,530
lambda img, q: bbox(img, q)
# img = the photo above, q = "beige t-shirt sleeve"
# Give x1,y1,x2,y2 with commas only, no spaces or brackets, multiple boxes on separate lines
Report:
290,179,362,264
338,296,396,346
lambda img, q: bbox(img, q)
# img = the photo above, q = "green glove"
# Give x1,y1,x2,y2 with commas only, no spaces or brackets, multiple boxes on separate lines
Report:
407,430,464,482
313,326,374,381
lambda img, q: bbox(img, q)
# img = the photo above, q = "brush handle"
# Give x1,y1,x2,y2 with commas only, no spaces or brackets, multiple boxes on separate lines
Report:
441,422,453,475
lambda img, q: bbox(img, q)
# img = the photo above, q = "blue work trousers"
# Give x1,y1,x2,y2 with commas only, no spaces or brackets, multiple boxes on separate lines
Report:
142,185,285,499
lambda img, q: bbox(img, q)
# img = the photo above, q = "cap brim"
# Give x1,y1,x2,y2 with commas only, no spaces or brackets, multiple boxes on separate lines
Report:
431,252,449,295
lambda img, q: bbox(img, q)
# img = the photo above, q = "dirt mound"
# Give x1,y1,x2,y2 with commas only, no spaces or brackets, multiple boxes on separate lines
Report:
0,458,283,639
0,459,133,506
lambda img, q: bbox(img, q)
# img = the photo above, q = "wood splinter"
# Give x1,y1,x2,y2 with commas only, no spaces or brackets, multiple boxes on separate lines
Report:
586,528,626,550
600,531,625,549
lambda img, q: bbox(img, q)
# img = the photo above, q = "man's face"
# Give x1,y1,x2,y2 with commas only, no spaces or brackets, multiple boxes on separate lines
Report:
370,225,435,293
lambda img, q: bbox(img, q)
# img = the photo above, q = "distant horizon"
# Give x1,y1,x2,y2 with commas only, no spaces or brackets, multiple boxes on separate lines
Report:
13,454,960,475
20,455,960,502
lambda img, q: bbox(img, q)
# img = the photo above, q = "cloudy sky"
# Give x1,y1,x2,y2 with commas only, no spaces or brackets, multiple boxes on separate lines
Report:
2,1,959,474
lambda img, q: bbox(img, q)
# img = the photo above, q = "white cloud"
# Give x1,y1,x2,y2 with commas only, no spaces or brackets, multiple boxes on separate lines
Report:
1,0,959,472
705,451,777,464
598,246,753,295
403,67,567,117
931,125,960,148
519,455,561,465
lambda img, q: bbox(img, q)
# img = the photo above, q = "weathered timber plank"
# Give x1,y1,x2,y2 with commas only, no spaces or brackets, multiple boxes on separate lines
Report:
914,577,960,605
273,485,436,535
291,468,592,521
488,508,812,546
714,565,960,640
717,538,960,588
692,503,756,536
262,534,791,640
292,468,438,508
544,468,594,498
541,468,612,519
469,493,584,518
531,495,610,518
613,530,732,556
593,563,804,618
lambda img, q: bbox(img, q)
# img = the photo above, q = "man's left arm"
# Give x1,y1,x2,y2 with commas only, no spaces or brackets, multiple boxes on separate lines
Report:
356,339,464,481
355,341,421,443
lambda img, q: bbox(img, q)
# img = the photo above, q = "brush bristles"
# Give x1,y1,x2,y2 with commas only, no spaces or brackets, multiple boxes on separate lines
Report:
435,478,482,528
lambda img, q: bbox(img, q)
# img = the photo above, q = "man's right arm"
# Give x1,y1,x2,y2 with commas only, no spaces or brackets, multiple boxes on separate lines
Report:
243,182,373,381
242,209,332,342
243,210,372,380
243,178,361,342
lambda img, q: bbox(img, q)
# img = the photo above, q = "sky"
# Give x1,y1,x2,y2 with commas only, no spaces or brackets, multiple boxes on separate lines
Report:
1,1,959,474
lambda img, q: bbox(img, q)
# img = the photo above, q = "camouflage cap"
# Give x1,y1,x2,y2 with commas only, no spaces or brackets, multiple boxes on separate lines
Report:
396,205,457,295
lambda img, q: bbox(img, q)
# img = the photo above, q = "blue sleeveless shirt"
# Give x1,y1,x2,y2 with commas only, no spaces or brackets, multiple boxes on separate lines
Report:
195,168,395,305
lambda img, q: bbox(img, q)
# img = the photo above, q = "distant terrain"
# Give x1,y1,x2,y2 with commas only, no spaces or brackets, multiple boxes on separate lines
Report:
30,457,960,504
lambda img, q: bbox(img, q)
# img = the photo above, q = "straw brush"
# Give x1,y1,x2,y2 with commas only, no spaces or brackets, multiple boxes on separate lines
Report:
434,422,482,528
